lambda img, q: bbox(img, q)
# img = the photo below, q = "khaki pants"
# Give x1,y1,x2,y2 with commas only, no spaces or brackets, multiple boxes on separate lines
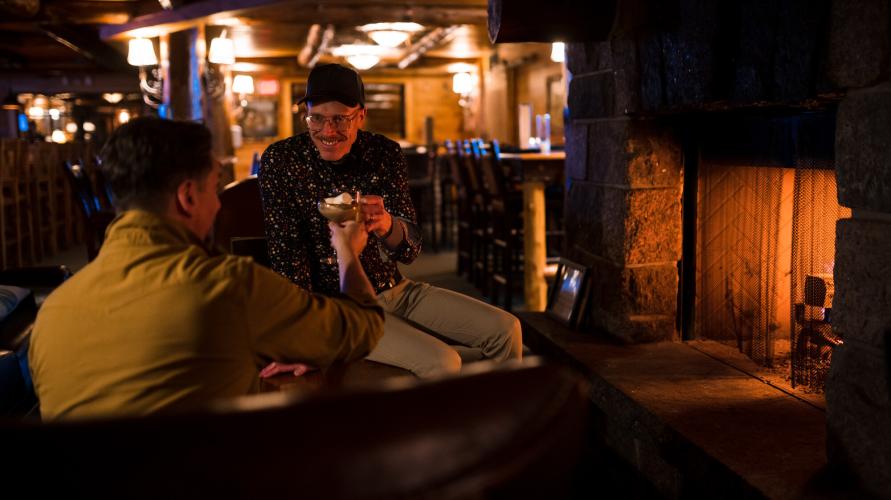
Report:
367,279,523,377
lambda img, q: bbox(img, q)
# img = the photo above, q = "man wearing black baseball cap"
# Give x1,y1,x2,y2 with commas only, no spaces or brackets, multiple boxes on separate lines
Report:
259,63,522,378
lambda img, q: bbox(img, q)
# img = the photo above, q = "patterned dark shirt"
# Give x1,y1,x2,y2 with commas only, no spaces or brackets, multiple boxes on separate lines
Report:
259,130,421,295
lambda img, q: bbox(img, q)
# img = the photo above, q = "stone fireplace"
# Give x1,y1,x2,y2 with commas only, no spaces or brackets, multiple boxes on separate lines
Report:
562,0,891,495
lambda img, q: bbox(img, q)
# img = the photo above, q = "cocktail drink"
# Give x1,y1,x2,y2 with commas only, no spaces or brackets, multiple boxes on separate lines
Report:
318,192,361,223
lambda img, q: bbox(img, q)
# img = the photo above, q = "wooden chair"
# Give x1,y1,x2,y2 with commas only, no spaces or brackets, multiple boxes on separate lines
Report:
0,139,36,269
213,176,269,265
28,142,60,261
62,159,114,262
404,148,437,251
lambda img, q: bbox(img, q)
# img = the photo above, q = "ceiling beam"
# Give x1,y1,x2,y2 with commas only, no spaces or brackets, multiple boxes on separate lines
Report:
41,24,131,71
100,0,486,40
0,71,138,94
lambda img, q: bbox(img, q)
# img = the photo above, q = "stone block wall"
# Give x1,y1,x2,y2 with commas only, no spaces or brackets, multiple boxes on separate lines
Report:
825,5,891,492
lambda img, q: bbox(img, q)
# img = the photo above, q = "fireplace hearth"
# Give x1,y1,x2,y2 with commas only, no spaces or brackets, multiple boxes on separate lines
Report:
562,1,891,495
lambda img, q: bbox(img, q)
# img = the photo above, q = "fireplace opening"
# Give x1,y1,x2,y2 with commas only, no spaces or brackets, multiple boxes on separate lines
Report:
680,110,846,392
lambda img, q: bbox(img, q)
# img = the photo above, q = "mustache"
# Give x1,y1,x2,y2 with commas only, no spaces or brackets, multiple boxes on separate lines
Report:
312,131,347,141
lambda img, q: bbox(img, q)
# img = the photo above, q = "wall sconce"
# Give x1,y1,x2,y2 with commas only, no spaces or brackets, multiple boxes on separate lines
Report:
128,38,162,108
550,42,565,63
231,74,254,109
231,74,254,95
359,22,424,48
127,38,157,66
451,72,475,109
208,29,235,65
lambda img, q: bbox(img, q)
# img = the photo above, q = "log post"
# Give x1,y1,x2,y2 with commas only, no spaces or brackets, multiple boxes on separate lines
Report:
523,181,548,311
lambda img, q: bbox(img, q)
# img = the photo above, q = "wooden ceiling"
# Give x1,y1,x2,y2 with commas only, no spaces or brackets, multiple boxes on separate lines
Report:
0,0,493,94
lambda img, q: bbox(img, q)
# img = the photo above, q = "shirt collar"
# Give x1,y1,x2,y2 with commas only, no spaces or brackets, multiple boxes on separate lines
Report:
103,210,208,250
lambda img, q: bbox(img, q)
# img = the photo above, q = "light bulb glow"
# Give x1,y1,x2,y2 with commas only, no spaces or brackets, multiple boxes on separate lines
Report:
452,72,473,95
65,122,78,133
51,130,66,143
346,54,380,70
83,121,96,132
368,30,410,47
103,92,124,104
118,109,130,123
550,42,565,63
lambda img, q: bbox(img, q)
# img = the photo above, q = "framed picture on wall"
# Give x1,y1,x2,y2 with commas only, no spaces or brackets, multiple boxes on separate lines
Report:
546,258,589,328
238,96,278,139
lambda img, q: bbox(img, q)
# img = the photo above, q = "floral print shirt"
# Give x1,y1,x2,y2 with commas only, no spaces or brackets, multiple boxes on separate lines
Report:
259,130,421,295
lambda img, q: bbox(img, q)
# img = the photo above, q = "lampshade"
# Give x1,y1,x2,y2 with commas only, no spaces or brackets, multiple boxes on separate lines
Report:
550,42,565,63
345,54,380,70
128,38,158,66
231,74,255,95
208,35,235,65
367,30,410,48
452,72,473,95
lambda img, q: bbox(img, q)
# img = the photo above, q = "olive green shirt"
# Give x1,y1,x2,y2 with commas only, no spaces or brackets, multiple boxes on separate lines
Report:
29,210,383,420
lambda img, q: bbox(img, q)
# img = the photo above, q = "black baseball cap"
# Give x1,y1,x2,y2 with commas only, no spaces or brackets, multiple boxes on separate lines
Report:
298,63,365,108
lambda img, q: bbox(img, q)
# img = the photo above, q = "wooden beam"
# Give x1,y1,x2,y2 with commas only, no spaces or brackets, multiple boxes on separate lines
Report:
0,71,138,94
41,24,131,72
100,0,487,41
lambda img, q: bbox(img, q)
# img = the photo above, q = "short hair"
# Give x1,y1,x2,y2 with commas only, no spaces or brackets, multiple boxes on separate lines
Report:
100,117,213,211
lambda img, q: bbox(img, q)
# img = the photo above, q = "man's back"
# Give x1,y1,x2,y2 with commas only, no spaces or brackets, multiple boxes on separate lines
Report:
30,211,263,419
30,210,383,420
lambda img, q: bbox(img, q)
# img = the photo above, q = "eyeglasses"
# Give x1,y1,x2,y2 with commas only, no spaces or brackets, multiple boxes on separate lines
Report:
305,110,362,131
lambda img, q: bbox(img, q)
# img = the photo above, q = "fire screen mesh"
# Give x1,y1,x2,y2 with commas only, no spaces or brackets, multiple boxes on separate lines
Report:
695,161,849,391
790,164,849,390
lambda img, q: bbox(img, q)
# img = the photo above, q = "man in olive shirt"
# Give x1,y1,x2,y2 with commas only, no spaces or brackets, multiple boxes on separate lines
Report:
29,118,383,420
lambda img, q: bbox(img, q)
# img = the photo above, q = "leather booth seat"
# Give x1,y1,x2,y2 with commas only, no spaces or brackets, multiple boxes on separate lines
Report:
0,359,589,499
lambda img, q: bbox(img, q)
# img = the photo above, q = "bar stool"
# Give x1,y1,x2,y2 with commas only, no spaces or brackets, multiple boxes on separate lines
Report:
479,140,524,311
443,140,471,276
460,139,490,293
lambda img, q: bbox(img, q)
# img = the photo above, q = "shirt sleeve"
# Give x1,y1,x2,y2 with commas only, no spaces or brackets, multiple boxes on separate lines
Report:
259,144,313,290
243,262,384,368
381,143,422,264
